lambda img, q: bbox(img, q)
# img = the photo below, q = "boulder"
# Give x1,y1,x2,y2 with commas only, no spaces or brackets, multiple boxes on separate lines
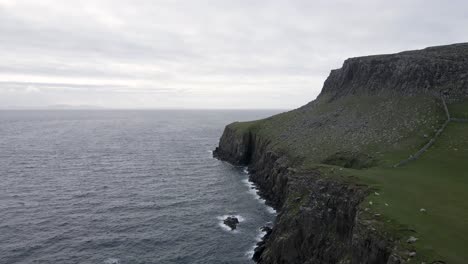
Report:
223,216,239,230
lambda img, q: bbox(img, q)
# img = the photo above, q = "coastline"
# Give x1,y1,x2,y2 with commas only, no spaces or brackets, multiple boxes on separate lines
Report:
215,160,277,261
241,167,276,260
213,132,398,263
212,43,468,263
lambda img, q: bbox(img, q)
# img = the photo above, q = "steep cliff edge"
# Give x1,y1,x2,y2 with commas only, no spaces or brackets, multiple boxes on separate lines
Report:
319,43,468,101
214,43,468,264
215,126,405,264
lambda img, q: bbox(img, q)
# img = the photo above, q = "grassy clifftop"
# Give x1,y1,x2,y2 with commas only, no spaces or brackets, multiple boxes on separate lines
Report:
230,95,446,168
223,43,468,263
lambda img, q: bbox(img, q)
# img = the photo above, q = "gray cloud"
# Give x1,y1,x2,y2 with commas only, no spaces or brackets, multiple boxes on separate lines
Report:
0,0,467,109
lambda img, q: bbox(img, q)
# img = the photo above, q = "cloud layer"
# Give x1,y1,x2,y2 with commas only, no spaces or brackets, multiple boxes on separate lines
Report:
1,0,467,109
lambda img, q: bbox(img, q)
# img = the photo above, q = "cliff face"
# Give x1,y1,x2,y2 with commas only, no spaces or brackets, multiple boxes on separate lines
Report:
215,126,289,208
215,128,403,264
214,43,468,264
319,43,468,101
213,125,252,166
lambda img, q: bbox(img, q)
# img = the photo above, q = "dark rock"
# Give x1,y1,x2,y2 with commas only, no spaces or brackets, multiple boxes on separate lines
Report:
252,243,265,262
223,216,239,230
213,127,253,165
252,226,274,262
320,43,468,102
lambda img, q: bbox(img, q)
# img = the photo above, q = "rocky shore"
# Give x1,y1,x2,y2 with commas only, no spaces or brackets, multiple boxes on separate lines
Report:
214,129,401,264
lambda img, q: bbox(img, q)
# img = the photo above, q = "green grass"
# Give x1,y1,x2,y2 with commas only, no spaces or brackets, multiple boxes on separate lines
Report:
346,122,468,263
251,95,446,168
227,96,468,262
448,100,468,118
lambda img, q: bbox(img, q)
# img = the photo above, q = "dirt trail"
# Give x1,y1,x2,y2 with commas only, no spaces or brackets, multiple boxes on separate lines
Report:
394,97,451,167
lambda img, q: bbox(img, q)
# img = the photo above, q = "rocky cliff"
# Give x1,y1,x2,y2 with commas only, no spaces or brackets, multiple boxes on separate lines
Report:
319,43,468,101
214,43,468,264
214,126,404,264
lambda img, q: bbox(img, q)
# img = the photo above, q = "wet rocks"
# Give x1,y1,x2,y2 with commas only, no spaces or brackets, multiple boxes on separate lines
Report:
252,226,273,262
223,216,239,230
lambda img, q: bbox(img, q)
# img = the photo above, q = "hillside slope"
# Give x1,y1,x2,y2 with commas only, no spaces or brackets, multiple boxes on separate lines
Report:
214,43,468,263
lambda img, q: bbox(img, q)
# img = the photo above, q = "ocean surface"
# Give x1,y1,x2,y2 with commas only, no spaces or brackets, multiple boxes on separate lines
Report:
0,110,282,264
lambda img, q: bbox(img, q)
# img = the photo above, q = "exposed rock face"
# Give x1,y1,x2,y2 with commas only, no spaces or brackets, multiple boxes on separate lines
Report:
213,125,252,165
319,43,468,101
215,128,401,263
253,226,273,262
214,43,468,263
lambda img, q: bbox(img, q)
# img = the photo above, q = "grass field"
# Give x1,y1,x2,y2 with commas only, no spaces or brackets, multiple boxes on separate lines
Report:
353,121,468,263
231,97,468,263
313,100,468,263
448,101,468,119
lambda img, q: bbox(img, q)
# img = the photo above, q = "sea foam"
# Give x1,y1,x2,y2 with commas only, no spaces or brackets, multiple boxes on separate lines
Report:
241,169,277,215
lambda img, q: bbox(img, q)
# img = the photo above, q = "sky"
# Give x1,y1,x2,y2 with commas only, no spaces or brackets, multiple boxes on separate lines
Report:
0,0,467,109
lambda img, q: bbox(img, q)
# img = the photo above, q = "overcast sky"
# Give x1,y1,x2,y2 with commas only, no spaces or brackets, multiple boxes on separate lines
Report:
0,0,467,109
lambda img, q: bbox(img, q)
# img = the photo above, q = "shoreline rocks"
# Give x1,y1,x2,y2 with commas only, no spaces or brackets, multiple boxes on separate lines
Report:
223,216,239,230
252,226,273,262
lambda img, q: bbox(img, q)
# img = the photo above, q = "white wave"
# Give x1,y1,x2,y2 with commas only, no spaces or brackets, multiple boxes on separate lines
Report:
246,249,255,259
218,221,237,232
249,189,261,200
245,228,268,258
242,178,261,199
239,169,277,260
266,206,277,214
241,178,250,186
256,229,267,241
104,258,120,264
207,150,214,159
242,178,277,214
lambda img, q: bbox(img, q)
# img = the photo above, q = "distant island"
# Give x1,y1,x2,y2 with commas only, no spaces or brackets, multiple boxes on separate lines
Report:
1,104,104,110
214,43,468,264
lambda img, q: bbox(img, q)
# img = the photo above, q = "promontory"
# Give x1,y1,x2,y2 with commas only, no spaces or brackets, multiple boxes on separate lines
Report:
214,43,468,264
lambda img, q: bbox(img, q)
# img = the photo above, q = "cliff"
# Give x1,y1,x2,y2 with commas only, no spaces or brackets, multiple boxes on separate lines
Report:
319,43,468,101
214,43,468,264
214,125,404,264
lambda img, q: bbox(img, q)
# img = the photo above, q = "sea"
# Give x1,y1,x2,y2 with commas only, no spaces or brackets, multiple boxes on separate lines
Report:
0,110,282,264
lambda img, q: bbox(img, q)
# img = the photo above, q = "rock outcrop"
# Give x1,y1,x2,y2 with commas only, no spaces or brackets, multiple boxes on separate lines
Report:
252,226,273,262
213,125,252,166
319,43,468,101
223,216,240,230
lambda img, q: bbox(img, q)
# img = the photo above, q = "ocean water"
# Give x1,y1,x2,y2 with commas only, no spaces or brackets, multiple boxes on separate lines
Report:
0,110,281,264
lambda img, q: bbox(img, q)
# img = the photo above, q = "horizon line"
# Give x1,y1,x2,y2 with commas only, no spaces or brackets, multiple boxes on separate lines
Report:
0,107,291,111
